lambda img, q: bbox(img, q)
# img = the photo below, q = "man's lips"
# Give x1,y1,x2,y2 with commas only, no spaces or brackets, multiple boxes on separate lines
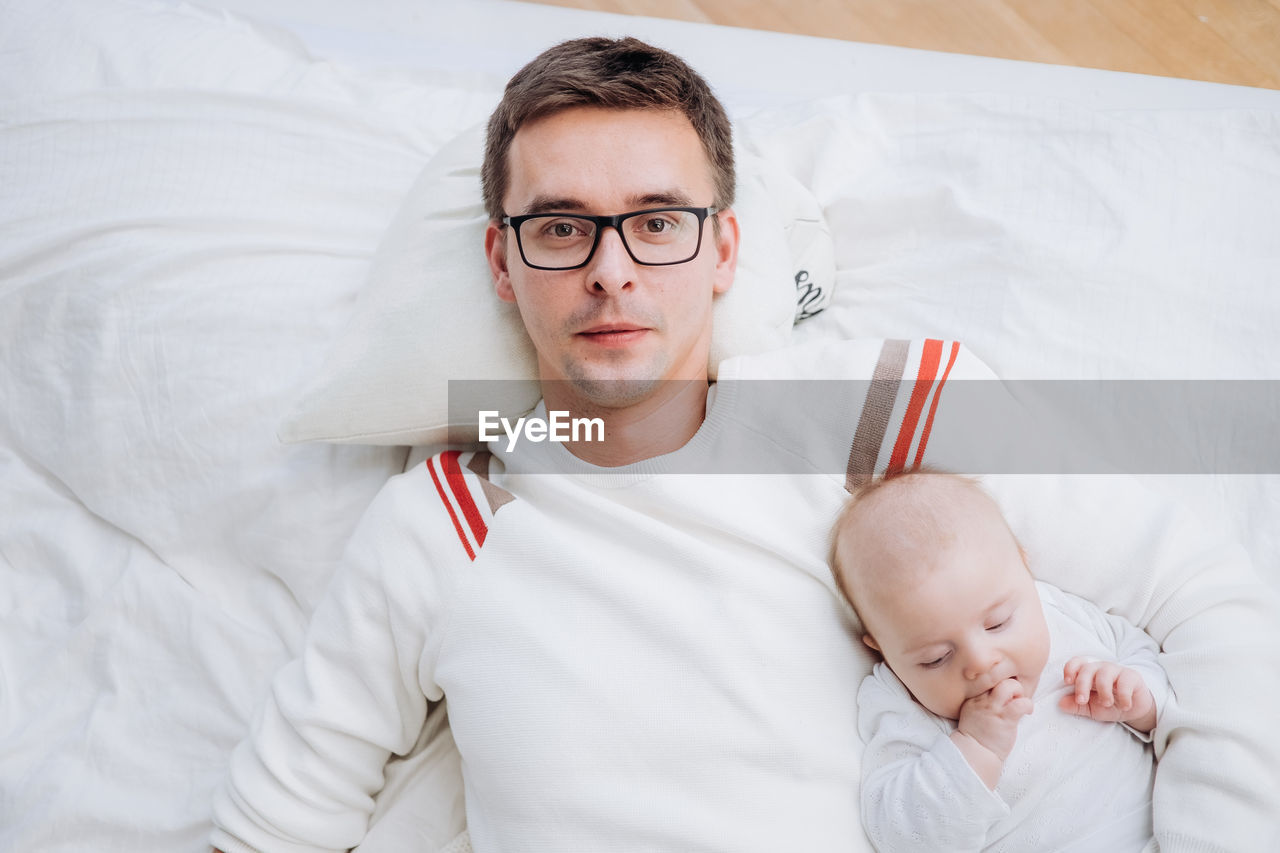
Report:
576,324,650,346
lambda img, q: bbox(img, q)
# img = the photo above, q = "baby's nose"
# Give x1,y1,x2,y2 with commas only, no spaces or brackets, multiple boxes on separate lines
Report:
963,650,1000,680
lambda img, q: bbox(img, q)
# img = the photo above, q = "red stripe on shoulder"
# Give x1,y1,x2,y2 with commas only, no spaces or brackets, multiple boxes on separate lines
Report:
887,338,943,474
427,453,476,561
913,340,960,468
442,450,488,550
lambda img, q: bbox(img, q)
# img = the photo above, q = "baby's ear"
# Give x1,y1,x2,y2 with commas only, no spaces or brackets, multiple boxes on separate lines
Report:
862,634,881,653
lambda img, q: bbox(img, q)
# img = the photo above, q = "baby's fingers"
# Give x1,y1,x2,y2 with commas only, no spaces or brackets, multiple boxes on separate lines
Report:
1007,696,1034,719
1062,656,1100,691
1065,659,1102,706
1113,667,1144,712
1092,664,1120,708
1062,656,1084,684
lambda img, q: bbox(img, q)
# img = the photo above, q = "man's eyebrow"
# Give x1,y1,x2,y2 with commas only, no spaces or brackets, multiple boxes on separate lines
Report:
518,191,696,217
523,196,588,216
630,190,694,208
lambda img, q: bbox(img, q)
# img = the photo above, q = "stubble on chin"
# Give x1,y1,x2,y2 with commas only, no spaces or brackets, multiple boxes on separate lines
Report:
557,369,665,412
554,307,670,410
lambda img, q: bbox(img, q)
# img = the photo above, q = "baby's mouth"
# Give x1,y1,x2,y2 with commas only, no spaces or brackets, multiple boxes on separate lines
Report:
972,673,1018,698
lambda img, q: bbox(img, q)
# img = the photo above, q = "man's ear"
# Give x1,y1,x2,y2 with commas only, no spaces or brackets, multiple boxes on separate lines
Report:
862,634,881,653
485,221,516,303
711,207,739,296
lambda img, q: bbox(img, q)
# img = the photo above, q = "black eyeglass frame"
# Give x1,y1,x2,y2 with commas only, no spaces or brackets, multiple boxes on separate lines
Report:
500,206,719,271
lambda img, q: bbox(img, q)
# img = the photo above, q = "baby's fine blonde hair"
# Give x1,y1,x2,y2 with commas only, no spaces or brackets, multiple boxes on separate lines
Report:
829,468,1025,638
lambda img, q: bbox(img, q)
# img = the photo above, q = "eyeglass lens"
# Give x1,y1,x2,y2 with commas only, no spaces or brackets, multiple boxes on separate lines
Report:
516,209,703,269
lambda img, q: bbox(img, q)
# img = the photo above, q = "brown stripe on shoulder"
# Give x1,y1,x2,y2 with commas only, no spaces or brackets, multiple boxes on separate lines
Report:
845,339,910,492
465,450,516,514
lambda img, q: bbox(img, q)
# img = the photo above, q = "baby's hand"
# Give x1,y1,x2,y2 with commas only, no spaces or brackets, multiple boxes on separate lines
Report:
1059,656,1157,732
956,677,1033,762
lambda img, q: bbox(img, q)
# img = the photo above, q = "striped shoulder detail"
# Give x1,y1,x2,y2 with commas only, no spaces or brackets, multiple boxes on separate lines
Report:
425,449,514,561
844,338,961,491
886,337,961,475
465,450,516,515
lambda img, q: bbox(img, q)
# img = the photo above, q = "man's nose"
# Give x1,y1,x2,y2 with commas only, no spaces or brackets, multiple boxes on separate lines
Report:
584,226,636,294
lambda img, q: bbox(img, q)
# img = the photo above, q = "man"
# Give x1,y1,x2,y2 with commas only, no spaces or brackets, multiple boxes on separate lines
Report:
212,37,1280,853
214,37,871,853
480,38,738,467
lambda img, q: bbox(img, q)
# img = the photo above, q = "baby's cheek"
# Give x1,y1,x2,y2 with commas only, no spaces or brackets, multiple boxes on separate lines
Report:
1027,619,1052,676
920,679,967,721
898,663,968,720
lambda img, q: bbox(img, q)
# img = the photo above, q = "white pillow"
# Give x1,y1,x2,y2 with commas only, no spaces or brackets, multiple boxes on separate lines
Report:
280,122,833,446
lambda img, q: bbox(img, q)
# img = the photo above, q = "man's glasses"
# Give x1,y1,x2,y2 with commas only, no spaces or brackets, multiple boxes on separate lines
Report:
501,206,718,271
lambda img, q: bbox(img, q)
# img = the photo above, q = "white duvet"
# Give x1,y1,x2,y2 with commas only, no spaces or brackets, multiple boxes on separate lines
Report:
2,0,1278,850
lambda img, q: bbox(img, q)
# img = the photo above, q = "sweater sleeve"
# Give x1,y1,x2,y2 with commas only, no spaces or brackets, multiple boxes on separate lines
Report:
1097,601,1171,717
210,467,457,853
857,665,1009,852
984,476,1280,853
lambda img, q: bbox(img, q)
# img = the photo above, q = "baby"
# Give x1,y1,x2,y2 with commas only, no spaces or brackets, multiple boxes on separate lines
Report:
831,470,1170,853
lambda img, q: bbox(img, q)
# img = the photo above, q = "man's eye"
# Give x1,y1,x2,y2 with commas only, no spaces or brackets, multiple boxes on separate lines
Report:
633,214,681,235
533,217,589,240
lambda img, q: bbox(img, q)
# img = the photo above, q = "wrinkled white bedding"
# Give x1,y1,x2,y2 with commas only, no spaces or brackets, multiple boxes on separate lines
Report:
1,1,1277,851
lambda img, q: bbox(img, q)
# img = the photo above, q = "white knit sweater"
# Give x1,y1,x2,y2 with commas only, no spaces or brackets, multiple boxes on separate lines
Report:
211,338,1280,853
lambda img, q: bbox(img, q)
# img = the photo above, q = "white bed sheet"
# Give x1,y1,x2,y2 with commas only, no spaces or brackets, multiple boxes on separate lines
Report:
1,1,1277,851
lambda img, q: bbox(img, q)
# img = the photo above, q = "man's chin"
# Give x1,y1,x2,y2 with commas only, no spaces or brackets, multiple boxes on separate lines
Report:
557,375,665,410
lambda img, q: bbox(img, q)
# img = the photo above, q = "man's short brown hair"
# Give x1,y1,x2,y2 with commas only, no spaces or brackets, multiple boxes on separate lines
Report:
481,37,735,222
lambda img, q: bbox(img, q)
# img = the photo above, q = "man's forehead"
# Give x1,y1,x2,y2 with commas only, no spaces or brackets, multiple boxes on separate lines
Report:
517,104,693,137
503,106,712,212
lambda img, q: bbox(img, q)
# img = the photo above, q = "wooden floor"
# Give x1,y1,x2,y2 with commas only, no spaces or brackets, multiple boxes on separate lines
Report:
516,0,1280,90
